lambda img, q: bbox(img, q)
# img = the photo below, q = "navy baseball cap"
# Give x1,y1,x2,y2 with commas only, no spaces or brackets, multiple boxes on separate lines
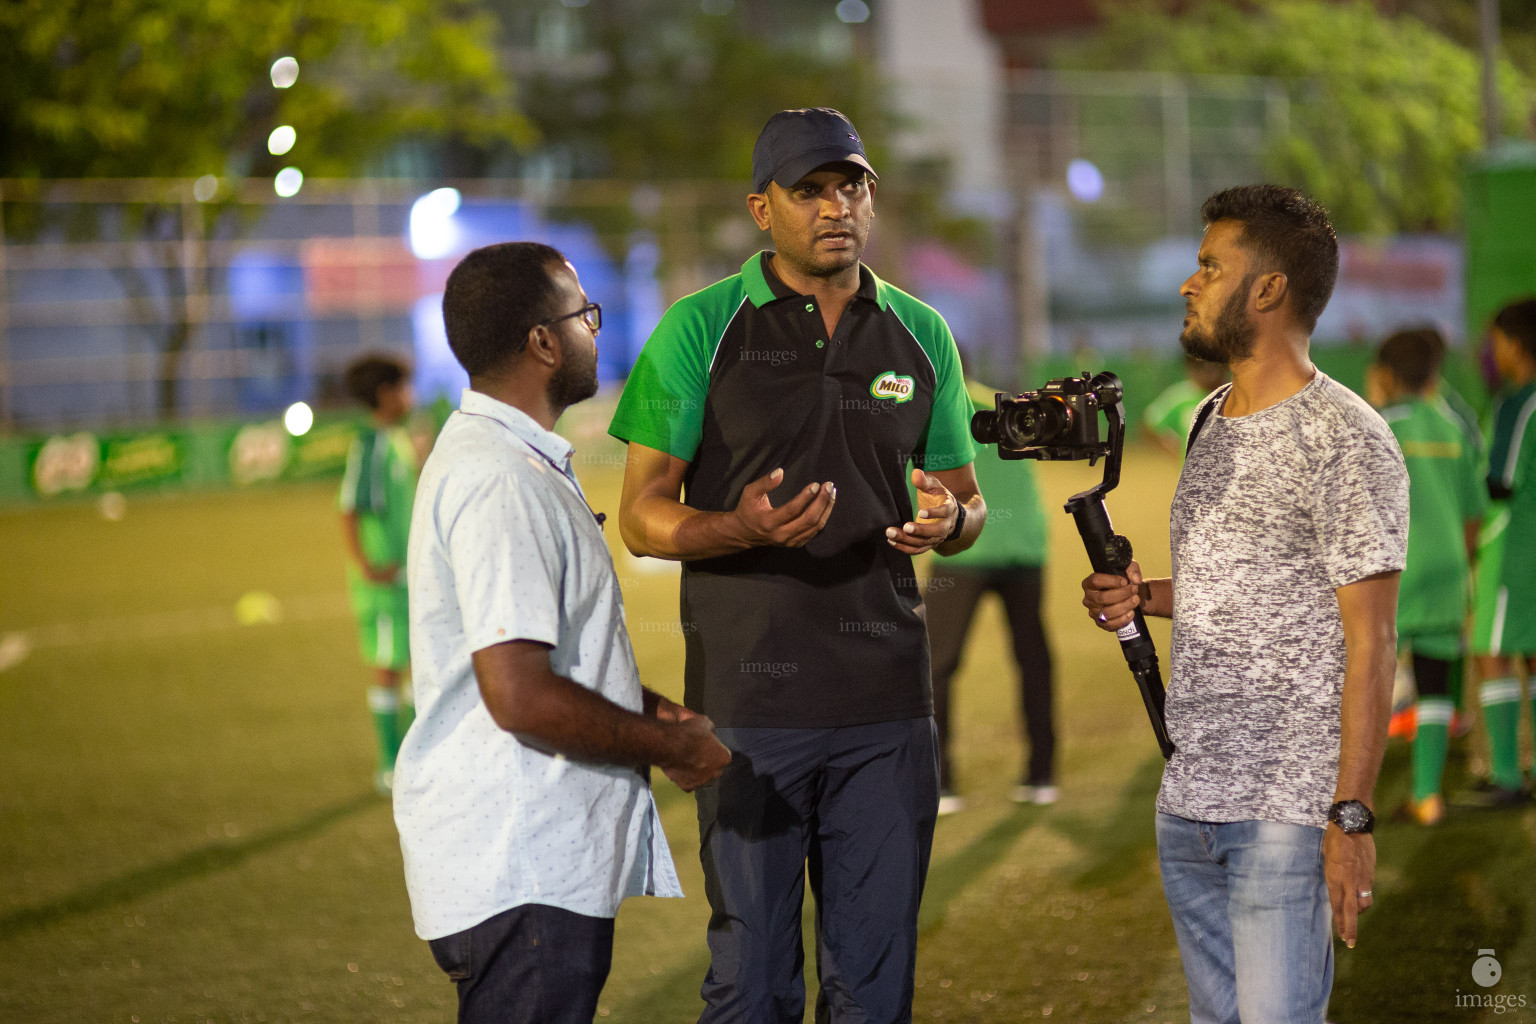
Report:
751,107,877,194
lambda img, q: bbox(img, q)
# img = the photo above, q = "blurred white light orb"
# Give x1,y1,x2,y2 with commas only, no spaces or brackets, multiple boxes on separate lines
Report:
283,401,314,436
99,491,127,521
274,167,304,198
1066,158,1105,203
270,57,300,89
836,0,870,23
192,175,219,203
267,125,297,156
409,187,463,259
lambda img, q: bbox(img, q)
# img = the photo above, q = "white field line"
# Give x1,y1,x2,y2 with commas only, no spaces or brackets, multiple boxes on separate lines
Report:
0,592,352,672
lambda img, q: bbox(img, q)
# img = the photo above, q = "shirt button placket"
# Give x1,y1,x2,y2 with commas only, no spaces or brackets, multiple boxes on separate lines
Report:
805,301,826,357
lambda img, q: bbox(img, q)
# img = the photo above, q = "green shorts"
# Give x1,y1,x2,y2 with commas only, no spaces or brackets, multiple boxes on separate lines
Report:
349,579,410,671
1399,628,1463,662
1471,509,1536,656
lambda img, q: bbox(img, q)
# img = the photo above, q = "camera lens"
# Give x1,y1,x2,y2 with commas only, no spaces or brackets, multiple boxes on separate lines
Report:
1000,396,1073,448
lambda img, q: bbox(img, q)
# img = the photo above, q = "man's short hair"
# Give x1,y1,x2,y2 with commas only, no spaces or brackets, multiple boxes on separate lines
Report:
1376,328,1445,392
1200,185,1339,333
1492,297,1536,361
442,242,567,377
345,353,410,409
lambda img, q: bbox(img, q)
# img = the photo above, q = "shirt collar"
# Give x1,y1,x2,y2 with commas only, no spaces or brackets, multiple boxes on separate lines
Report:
457,389,575,469
740,251,889,311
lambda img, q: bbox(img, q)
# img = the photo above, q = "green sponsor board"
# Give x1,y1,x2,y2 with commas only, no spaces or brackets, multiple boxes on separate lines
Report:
8,414,373,502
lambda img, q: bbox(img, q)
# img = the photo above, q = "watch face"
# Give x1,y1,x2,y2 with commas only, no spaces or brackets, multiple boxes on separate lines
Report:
1332,801,1372,832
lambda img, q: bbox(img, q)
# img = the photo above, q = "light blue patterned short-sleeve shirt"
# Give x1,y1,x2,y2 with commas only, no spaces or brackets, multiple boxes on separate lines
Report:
396,389,681,941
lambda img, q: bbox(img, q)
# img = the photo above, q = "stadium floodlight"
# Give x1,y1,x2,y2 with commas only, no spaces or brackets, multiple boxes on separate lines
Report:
408,187,463,260
1067,159,1105,203
270,56,300,89
835,0,870,23
274,167,304,198
283,401,314,437
267,125,297,157
192,175,219,203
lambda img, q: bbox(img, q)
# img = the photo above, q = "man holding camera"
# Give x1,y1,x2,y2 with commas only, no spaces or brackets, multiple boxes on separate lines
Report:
1082,185,1407,1023
609,107,984,1022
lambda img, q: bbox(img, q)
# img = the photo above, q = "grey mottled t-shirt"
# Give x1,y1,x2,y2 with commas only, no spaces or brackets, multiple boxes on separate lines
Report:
1157,372,1408,828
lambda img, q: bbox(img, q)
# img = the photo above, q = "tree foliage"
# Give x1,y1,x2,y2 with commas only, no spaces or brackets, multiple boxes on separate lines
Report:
1057,0,1535,233
0,0,533,179
515,8,886,183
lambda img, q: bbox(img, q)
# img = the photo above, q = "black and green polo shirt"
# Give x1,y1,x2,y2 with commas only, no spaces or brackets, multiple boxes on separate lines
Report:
609,251,976,728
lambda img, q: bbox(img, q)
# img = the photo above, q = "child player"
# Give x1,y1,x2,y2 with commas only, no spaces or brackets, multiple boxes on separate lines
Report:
1367,329,1484,825
340,355,418,794
1471,299,1536,805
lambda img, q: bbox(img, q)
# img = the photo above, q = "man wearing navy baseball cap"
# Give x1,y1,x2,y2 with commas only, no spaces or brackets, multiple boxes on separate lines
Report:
610,107,985,1022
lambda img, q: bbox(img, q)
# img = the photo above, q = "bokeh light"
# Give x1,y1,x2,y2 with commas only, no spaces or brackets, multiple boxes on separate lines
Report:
1067,158,1105,202
836,0,870,24
270,57,299,89
192,175,219,203
282,401,314,437
267,125,297,156
408,187,463,259
274,167,304,197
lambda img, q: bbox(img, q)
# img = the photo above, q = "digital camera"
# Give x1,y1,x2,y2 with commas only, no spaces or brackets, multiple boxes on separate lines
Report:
969,371,1122,461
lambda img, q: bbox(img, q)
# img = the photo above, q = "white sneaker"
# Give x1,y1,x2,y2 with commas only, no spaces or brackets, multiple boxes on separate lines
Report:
1011,784,1059,806
937,792,966,816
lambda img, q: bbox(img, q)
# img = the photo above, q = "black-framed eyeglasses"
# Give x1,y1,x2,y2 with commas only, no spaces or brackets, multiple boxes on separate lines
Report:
540,302,601,333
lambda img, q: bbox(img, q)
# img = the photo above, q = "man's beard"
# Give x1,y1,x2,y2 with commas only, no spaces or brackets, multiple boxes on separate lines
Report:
548,332,599,409
1180,276,1258,364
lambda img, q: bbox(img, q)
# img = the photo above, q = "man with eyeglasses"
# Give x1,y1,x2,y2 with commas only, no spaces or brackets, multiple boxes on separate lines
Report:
609,108,985,1023
396,241,731,1024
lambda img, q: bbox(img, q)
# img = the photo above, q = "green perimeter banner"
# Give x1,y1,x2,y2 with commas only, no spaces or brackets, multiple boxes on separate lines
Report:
2,415,376,504
0,349,1487,506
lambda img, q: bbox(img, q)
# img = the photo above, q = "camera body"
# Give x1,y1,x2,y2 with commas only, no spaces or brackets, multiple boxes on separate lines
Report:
969,371,1122,462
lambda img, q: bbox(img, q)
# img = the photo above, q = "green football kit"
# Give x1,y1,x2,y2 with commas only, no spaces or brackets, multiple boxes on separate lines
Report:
1471,380,1536,657
1381,394,1484,804
340,425,417,670
1470,380,1536,794
1382,396,1485,658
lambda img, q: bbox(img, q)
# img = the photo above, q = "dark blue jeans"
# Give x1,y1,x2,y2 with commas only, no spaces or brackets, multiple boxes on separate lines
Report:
428,902,614,1024
695,717,940,1024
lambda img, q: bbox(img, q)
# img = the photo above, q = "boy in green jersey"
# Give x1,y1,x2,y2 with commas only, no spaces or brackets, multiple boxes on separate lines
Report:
340,355,418,794
1142,356,1227,457
925,381,1055,813
1367,329,1484,824
1470,299,1536,805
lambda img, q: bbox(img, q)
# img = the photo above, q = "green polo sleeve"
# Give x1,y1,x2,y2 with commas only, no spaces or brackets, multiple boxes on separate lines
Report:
887,294,976,472
609,280,740,461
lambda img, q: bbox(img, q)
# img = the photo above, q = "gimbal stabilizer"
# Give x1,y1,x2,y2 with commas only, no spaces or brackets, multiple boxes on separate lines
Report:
971,371,1175,759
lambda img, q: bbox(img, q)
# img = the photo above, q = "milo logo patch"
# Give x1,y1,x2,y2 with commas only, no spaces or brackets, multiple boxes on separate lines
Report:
869,371,915,403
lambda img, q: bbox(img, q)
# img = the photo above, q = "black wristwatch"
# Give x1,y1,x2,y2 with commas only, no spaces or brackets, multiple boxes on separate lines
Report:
944,501,967,543
1327,800,1375,835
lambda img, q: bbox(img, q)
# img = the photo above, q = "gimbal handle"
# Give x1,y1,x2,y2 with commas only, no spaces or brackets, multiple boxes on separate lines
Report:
1062,377,1176,760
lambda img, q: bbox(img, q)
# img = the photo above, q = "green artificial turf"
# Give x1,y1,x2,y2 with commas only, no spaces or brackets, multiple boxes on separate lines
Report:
1,408,1532,1023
